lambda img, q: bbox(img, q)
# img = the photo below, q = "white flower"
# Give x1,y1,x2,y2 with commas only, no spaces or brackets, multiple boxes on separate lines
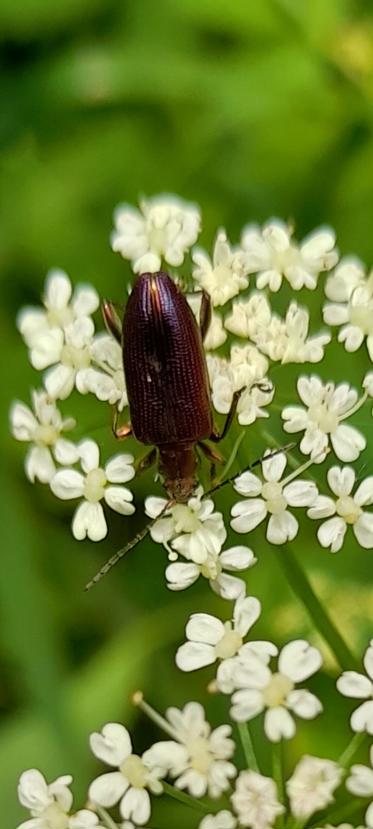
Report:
230,640,323,741
364,373,373,398
50,439,135,541
324,269,373,358
89,723,163,826
17,269,99,354
42,317,95,400
241,219,338,292
225,296,330,364
231,449,318,545
145,490,226,563
111,194,200,273
165,544,257,600
231,770,285,829
17,769,102,829
282,376,366,463
76,334,128,411
10,390,76,483
192,230,249,306
336,640,373,735
286,755,343,819
207,346,274,426
307,466,373,551
325,257,366,302
204,312,228,350
199,811,237,829
224,294,272,340
144,702,236,798
346,745,373,829
175,593,263,672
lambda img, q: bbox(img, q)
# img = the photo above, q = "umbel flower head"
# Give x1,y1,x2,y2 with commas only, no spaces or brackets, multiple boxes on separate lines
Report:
17,769,102,828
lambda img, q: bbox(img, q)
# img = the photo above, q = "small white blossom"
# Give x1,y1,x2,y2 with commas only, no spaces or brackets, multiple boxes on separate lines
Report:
50,439,135,541
144,702,236,799
286,755,343,819
230,640,323,741
231,770,285,829
207,346,274,426
192,230,249,306
111,194,200,273
175,593,265,673
10,390,76,483
241,219,338,292
165,544,256,600
17,269,99,357
307,466,373,551
89,723,163,826
225,296,330,364
337,640,373,735
231,449,318,545
76,333,128,411
17,769,102,829
282,376,366,463
325,257,366,302
204,312,228,350
145,490,226,563
199,812,237,829
324,269,373,358
347,745,373,829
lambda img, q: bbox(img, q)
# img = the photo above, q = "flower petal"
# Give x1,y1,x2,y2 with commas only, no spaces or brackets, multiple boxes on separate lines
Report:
233,471,262,497
175,642,216,671
231,499,267,533
354,477,373,506
266,511,298,544
50,469,85,499
9,401,37,441
234,595,261,636
120,787,151,824
264,707,296,741
105,454,135,484
79,439,100,473
279,640,322,682
90,723,132,765
283,480,318,507
104,486,135,516
26,446,56,484
327,465,355,497
336,671,372,699
317,516,346,552
287,689,323,719
331,424,366,462
72,501,107,541
44,363,75,399
219,546,256,571
350,700,373,735
354,514,373,549
185,613,225,645
262,451,287,482
230,689,264,722
89,771,128,807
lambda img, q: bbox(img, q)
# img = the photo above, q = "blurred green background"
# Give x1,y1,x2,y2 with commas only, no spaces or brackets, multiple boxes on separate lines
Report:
1,1,373,826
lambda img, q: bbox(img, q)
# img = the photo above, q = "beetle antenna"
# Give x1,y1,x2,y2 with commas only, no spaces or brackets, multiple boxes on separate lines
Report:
84,499,173,591
205,442,296,499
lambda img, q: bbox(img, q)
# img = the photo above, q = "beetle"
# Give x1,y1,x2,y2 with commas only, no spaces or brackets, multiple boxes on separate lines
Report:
102,271,244,502
83,271,245,590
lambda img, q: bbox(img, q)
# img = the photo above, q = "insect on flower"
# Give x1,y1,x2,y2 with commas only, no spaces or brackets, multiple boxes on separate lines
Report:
85,271,248,590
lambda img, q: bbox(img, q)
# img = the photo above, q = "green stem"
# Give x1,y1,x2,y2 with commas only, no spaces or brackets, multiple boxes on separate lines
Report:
237,722,260,772
214,430,245,484
308,797,366,828
96,806,119,829
338,731,366,768
278,545,359,671
272,741,285,827
162,780,211,815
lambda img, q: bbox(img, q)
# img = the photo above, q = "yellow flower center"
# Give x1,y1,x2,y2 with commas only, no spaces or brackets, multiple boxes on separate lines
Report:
172,504,201,534
308,401,338,434
47,307,73,328
42,802,69,829
262,672,294,707
261,481,287,515
34,424,59,446
60,344,91,369
84,468,107,502
350,303,373,335
120,754,148,789
336,495,362,524
214,621,243,659
188,737,213,774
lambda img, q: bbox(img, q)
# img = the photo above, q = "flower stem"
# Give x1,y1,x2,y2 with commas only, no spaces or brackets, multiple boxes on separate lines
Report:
213,431,246,485
338,731,366,768
272,741,285,827
132,690,179,739
237,722,260,772
162,780,212,814
278,545,359,671
96,806,119,829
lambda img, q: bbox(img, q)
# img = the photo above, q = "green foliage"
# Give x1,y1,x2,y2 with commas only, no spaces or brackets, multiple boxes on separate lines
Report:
2,1,373,826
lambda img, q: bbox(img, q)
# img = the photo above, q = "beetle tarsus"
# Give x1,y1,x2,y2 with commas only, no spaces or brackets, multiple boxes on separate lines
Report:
112,407,132,440
199,290,212,342
210,386,246,443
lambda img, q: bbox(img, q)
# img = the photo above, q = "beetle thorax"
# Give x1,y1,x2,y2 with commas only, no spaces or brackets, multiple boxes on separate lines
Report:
159,444,198,503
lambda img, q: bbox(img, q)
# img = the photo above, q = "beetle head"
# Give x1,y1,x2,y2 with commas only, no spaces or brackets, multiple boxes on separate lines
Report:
159,445,198,504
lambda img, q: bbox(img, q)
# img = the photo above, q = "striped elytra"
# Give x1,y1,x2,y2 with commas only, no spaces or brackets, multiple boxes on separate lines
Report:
122,272,213,445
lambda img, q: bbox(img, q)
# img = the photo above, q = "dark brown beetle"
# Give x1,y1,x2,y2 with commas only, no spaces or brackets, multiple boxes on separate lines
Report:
103,271,243,502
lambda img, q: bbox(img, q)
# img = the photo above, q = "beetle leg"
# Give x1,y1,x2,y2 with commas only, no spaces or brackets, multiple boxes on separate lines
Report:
209,386,245,443
112,407,132,440
198,441,224,464
102,299,123,344
135,447,157,474
199,290,212,342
